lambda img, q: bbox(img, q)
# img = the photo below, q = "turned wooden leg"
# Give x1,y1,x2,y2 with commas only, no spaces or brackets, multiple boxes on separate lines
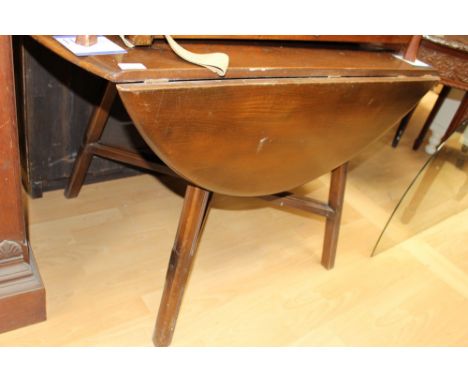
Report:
321,162,348,270
64,82,117,198
153,185,212,346
413,85,450,151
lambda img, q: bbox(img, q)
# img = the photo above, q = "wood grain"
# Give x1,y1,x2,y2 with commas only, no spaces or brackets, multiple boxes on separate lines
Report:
118,76,436,196
0,36,26,245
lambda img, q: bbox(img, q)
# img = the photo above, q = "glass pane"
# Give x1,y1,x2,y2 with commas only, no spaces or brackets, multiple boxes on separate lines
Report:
372,125,468,256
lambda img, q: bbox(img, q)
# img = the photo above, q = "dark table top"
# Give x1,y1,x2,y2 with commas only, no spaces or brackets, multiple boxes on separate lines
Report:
32,35,438,83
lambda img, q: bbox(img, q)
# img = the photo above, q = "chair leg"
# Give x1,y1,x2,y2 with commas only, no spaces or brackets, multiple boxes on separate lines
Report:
321,162,348,270
413,85,450,150
64,82,117,198
153,185,212,346
392,107,416,148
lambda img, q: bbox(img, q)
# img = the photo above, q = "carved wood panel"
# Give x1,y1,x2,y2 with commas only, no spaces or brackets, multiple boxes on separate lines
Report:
419,38,468,91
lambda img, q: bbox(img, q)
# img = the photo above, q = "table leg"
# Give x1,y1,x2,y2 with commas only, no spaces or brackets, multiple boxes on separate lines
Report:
321,162,348,270
413,85,450,150
64,82,117,198
153,185,212,346
392,107,416,147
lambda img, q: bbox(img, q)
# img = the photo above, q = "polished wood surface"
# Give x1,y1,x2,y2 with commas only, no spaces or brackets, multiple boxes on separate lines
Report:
118,76,436,196
0,91,466,346
0,37,26,246
0,36,46,333
31,36,436,83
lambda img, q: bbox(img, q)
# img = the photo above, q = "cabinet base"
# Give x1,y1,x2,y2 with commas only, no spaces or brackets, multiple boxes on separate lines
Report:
0,251,46,334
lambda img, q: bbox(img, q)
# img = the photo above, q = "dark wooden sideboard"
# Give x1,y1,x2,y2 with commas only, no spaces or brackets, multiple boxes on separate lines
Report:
14,36,151,198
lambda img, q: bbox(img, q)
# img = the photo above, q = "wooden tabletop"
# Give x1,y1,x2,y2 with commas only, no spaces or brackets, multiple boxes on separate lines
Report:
32,36,437,83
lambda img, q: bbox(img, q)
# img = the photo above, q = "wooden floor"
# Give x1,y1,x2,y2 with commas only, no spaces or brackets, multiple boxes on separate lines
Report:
1,90,467,346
